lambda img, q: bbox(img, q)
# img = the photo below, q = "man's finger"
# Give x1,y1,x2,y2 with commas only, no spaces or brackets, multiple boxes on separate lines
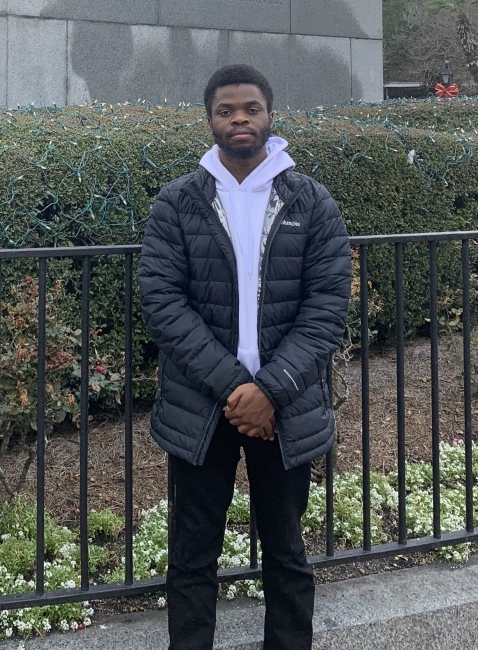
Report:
263,420,273,437
238,424,260,436
226,415,248,426
262,419,276,440
226,389,242,411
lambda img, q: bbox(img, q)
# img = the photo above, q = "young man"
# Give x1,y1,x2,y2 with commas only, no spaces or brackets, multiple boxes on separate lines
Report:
139,64,351,650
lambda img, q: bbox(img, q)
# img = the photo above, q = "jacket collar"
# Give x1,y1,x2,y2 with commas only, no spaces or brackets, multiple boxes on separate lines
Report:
184,165,303,204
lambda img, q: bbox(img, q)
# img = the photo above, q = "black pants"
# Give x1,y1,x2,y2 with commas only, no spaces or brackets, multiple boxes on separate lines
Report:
166,415,314,650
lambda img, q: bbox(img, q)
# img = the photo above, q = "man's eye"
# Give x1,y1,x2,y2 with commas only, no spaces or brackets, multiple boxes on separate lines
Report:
220,111,230,116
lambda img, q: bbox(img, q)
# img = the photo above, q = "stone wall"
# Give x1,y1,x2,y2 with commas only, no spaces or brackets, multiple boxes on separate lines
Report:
0,0,383,109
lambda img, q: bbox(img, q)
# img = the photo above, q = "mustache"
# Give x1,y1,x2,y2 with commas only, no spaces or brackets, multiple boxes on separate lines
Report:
226,128,257,138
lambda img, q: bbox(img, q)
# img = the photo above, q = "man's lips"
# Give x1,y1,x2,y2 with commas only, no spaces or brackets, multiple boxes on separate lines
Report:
228,130,256,140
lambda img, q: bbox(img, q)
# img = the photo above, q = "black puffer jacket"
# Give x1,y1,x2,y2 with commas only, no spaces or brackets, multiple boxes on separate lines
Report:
139,166,351,469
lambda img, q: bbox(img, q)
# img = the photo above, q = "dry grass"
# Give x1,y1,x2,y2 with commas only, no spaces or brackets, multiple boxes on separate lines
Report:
0,333,474,525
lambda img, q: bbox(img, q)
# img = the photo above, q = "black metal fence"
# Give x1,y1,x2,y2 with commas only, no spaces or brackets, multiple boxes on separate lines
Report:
0,230,477,611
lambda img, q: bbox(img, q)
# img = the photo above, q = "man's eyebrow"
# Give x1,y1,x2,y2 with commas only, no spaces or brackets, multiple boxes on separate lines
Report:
215,100,264,109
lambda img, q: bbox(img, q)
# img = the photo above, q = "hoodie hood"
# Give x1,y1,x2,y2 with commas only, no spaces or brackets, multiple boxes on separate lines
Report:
199,136,295,193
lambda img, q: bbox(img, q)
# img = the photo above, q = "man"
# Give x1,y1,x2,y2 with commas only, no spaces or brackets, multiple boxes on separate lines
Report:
139,64,351,650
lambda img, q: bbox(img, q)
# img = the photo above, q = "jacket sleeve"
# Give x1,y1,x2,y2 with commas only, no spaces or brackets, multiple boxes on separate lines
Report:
253,183,351,411
138,184,252,403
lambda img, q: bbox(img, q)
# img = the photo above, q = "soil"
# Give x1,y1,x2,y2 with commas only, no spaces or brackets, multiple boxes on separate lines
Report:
0,332,475,617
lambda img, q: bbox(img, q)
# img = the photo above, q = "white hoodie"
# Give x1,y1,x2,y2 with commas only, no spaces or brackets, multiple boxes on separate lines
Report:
199,137,295,376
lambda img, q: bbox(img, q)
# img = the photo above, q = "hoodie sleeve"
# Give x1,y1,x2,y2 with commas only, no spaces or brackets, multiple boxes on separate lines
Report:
138,184,252,403
253,181,351,411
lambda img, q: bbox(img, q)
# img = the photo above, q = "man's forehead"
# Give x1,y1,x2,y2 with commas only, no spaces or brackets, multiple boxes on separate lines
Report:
213,84,267,106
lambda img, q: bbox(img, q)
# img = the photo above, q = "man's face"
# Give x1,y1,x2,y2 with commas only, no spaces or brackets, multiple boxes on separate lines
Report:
208,84,273,160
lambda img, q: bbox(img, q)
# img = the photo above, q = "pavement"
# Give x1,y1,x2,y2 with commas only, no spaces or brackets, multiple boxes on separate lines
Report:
3,558,478,649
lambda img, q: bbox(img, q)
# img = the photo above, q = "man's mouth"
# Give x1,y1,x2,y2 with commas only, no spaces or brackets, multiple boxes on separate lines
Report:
228,130,256,141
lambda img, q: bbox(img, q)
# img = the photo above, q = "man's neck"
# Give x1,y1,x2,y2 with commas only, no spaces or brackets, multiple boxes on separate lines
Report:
218,147,267,184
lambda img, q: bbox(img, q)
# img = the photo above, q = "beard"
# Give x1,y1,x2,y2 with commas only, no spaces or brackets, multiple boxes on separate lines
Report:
212,124,271,160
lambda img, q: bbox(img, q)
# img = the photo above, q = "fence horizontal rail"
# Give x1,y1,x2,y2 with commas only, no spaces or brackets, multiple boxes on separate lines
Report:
2,230,478,260
0,230,477,613
3,526,478,611
0,244,141,259
350,230,478,245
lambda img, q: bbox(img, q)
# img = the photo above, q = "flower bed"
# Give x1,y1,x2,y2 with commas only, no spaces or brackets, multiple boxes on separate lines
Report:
1,441,476,639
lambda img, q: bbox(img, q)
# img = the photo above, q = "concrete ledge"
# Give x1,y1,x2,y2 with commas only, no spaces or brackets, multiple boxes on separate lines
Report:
3,559,478,649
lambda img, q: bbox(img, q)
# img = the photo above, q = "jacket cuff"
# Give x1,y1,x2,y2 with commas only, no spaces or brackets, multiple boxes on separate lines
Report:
253,377,281,411
217,366,253,404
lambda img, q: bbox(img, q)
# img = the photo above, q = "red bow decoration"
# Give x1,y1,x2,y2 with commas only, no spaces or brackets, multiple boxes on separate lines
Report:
434,83,459,98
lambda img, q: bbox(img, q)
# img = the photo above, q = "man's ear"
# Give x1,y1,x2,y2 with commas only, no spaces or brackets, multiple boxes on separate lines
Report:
269,111,274,126
207,116,212,127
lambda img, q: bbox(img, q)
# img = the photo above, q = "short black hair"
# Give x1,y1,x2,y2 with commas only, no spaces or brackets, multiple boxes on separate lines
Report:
204,64,274,116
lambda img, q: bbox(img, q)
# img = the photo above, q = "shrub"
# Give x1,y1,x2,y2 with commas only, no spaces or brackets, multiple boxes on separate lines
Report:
88,509,125,539
0,98,477,418
0,499,114,638
0,276,126,502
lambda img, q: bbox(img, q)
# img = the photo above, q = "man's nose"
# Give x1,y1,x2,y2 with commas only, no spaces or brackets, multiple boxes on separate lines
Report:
231,111,250,124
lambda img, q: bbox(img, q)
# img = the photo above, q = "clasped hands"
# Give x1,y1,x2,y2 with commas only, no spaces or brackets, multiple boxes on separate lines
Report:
224,383,276,441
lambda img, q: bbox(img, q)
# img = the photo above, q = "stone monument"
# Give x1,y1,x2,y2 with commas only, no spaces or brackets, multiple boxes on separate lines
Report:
0,0,383,108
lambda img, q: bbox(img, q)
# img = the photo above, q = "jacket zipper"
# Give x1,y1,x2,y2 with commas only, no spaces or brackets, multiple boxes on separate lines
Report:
184,182,241,464
256,179,307,466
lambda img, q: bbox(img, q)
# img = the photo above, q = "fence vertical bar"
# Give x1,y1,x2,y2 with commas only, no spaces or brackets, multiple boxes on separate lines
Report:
80,256,91,590
124,253,134,585
395,243,407,546
326,357,335,557
0,259,2,348
327,357,333,414
360,244,371,552
168,455,175,565
36,258,47,596
462,239,474,532
429,241,441,539
250,502,258,569
325,448,335,557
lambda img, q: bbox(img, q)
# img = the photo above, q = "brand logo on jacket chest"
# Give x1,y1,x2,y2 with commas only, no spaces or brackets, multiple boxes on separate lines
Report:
281,219,300,227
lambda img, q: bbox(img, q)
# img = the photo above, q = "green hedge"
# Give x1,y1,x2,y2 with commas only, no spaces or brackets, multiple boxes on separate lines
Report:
321,95,478,133
1,99,477,405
